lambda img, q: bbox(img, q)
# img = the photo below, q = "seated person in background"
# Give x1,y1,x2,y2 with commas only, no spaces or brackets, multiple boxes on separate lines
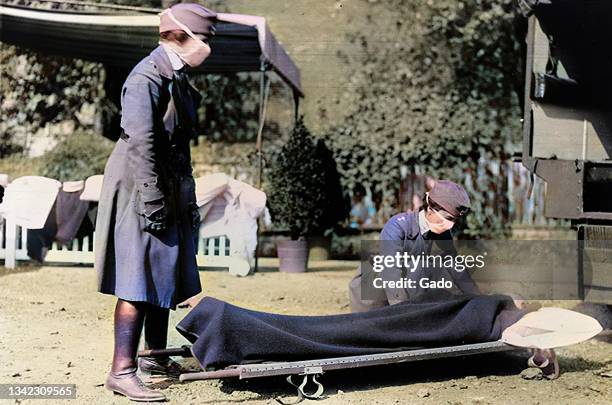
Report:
349,179,480,312
349,184,373,228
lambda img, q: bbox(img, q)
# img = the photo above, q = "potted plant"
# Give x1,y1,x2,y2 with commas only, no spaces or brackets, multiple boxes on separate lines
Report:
267,117,348,272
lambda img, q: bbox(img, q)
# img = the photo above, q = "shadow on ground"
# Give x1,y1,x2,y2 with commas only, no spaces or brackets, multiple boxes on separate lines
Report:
0,261,44,277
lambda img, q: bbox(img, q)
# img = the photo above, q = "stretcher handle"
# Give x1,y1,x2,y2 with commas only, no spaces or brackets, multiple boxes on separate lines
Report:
137,345,193,358
179,368,241,381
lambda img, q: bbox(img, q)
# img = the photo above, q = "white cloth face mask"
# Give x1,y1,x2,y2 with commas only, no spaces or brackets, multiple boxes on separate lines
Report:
159,9,212,67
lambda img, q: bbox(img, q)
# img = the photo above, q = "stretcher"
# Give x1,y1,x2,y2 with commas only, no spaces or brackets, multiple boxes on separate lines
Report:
137,341,520,400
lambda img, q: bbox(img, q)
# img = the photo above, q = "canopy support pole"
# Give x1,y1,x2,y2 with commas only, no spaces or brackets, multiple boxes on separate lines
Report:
256,60,271,189
255,60,270,273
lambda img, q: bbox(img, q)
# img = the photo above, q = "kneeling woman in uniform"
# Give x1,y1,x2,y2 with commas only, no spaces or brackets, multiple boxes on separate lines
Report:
94,4,217,402
349,180,480,312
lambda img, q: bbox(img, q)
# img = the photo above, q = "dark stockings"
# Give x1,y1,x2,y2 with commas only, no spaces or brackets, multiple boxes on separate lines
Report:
111,299,145,374
110,299,170,374
144,305,170,351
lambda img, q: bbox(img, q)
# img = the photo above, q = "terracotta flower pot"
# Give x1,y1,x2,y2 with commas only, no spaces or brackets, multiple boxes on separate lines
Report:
277,239,308,273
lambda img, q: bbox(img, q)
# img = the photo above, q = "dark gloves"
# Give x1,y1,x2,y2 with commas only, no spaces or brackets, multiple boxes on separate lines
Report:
142,199,199,234
188,202,200,232
143,199,168,234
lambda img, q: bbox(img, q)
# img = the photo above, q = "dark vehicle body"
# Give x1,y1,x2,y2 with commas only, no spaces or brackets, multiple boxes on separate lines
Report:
520,0,612,303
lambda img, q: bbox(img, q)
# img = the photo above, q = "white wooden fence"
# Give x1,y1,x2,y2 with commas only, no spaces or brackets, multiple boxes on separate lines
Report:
0,216,250,275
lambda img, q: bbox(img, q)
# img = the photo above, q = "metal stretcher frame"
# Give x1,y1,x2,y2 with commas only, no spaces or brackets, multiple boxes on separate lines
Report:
140,341,520,398
138,341,520,398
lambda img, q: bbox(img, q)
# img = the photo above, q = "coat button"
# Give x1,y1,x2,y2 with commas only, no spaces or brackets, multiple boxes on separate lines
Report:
144,183,149,187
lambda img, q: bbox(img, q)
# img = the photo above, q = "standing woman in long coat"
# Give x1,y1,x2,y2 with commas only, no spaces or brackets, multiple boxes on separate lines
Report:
94,4,217,401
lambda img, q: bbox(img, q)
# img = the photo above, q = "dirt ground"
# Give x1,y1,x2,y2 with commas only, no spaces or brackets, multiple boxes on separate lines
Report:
1,260,610,405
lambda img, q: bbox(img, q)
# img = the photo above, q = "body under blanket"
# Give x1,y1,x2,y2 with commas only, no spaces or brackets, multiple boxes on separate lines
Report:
176,295,526,369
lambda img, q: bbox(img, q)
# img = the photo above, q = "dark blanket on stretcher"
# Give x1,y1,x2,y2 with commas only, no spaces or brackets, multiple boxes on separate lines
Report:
176,294,525,369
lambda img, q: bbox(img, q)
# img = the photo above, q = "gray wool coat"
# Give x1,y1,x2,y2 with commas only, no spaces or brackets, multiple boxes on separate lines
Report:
95,45,202,309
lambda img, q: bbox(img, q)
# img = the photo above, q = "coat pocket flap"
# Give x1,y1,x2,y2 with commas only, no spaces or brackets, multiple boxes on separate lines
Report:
135,176,164,203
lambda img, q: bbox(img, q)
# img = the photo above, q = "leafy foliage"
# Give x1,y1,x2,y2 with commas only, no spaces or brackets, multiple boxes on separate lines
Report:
0,0,266,159
191,73,281,143
267,117,349,240
0,154,44,180
40,131,114,182
0,44,106,155
324,0,524,238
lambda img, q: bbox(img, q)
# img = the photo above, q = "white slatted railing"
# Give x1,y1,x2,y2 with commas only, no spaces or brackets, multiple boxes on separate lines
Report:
0,216,249,275
0,216,30,264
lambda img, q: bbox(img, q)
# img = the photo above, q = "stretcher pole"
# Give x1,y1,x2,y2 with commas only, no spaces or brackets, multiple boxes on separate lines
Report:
180,368,241,381
174,341,518,382
137,345,192,358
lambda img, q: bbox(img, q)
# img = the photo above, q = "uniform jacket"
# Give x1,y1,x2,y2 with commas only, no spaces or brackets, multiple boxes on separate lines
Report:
349,211,481,312
94,45,202,309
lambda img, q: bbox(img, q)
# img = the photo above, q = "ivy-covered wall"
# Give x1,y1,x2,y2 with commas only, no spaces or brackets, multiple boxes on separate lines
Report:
322,0,526,238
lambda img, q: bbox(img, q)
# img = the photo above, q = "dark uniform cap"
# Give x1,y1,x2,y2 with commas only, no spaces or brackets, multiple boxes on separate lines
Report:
429,180,471,218
159,3,218,35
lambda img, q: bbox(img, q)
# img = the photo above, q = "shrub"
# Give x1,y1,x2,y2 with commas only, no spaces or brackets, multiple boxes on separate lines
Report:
267,117,349,240
40,131,114,182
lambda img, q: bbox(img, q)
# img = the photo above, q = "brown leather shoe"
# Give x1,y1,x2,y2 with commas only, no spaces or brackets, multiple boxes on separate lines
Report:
139,356,185,378
105,368,167,402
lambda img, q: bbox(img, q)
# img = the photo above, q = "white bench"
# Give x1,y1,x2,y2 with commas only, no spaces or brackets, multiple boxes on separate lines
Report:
0,216,250,275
